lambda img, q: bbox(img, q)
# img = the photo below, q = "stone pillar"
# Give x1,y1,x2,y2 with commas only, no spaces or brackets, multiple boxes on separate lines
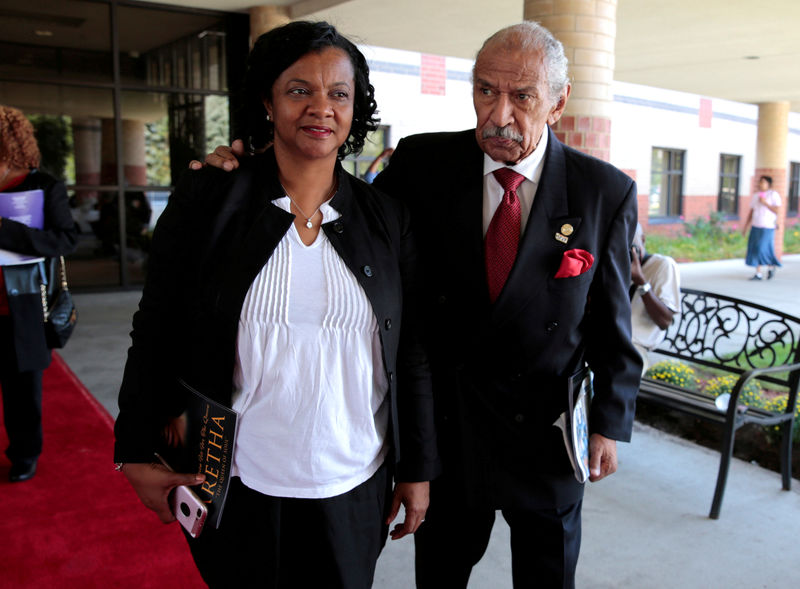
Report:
121,119,147,186
71,118,101,207
754,102,789,257
100,118,147,186
250,5,290,46
524,0,616,162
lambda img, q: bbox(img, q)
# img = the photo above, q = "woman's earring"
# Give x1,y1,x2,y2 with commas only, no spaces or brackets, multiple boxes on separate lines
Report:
266,113,271,122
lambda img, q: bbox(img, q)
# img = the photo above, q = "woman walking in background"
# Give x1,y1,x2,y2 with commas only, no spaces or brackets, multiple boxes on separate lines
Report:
0,105,77,482
742,175,782,280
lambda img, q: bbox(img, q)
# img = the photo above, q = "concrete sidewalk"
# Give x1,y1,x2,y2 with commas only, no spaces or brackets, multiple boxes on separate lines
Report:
59,255,800,588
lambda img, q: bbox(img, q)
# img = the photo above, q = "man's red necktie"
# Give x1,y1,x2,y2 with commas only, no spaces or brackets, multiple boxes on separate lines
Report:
485,168,525,302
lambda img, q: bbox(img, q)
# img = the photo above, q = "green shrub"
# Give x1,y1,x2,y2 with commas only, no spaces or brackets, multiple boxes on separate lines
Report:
682,211,729,241
785,223,800,254
703,374,764,407
645,360,699,390
761,395,800,443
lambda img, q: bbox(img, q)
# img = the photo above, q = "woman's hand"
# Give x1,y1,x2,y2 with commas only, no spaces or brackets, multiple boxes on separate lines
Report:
386,481,430,540
122,462,205,523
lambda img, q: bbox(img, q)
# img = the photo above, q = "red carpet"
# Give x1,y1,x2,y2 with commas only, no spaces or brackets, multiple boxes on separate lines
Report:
0,353,205,588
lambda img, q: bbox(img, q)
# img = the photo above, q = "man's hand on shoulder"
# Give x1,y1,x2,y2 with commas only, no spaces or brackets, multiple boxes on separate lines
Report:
588,433,618,482
188,139,245,172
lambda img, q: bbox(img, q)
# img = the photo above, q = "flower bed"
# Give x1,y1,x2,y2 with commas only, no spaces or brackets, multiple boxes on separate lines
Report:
640,359,800,477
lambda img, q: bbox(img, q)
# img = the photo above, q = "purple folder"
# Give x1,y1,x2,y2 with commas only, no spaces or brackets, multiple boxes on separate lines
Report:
0,189,45,229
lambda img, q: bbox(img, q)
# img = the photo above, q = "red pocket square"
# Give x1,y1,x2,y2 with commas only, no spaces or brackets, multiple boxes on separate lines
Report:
554,249,594,278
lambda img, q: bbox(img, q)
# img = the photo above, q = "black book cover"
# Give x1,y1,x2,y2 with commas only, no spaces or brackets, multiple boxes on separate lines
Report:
159,379,238,530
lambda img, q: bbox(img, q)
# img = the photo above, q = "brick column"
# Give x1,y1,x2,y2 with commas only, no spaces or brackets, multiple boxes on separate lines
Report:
100,118,147,186
250,5,290,46
754,102,789,257
72,118,101,207
524,0,616,161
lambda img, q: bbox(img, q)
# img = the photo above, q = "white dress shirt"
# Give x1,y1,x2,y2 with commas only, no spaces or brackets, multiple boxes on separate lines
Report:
482,127,549,236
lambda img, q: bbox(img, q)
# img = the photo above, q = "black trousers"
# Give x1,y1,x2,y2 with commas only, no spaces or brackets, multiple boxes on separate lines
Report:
415,488,582,589
0,317,43,465
187,463,392,589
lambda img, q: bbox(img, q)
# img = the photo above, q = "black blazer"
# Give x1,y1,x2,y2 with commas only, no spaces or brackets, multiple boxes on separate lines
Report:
0,170,77,372
114,150,440,483
374,128,642,508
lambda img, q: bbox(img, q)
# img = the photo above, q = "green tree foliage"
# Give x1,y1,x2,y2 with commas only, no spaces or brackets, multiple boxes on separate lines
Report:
29,115,73,182
145,116,171,187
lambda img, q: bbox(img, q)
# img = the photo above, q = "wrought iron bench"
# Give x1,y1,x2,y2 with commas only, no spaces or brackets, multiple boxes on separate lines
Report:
637,288,800,518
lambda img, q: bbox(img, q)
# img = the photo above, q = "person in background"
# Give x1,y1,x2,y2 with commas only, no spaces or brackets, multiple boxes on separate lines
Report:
742,175,782,280
630,223,680,374
0,105,77,482
114,22,438,589
198,21,641,589
363,147,394,184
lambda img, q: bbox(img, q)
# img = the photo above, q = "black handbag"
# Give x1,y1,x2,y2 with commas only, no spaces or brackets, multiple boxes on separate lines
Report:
40,256,77,348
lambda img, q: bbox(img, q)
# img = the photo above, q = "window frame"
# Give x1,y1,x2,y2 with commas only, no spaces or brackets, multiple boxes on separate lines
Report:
788,162,800,217
649,147,685,219
717,153,741,217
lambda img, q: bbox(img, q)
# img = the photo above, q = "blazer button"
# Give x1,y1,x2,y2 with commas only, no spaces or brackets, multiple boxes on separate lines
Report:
384,318,392,330
362,265,373,277
545,321,559,333
514,413,525,423
333,222,344,234
437,295,447,305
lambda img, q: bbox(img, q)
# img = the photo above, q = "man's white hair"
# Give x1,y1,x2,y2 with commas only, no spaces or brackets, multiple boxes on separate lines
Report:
473,21,570,105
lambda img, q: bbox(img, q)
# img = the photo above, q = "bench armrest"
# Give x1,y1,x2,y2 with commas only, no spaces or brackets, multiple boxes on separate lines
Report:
728,361,800,418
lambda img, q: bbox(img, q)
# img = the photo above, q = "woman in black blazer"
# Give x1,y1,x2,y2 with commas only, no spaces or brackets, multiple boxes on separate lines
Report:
115,22,438,588
0,105,78,483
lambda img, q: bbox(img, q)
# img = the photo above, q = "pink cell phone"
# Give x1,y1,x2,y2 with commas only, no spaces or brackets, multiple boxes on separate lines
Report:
156,453,208,538
170,484,208,538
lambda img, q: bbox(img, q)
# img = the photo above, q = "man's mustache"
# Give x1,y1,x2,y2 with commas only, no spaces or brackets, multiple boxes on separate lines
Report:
482,125,523,143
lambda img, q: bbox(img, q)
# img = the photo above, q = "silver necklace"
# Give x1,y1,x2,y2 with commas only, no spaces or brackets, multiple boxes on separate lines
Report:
284,181,337,229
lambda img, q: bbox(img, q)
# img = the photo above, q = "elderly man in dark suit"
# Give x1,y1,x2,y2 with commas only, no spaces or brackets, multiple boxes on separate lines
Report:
372,22,641,588
198,20,641,588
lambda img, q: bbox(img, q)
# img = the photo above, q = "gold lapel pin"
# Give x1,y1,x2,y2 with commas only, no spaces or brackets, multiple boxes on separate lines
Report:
560,223,574,236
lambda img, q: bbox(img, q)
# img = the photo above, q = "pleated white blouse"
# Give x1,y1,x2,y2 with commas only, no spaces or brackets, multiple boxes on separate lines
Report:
230,197,389,499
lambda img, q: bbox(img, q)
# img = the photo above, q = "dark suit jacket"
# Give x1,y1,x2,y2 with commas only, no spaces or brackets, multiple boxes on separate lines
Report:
0,169,77,372
374,128,641,509
114,150,440,484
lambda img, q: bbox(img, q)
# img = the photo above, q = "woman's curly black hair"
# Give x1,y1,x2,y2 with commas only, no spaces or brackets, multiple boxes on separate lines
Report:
241,21,379,159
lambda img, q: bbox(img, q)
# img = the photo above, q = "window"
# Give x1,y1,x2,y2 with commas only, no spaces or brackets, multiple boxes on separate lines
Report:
789,162,800,216
342,126,391,181
718,154,741,215
0,0,248,288
649,148,684,217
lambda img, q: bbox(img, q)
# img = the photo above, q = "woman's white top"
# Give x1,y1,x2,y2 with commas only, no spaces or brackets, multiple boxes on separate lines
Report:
230,196,389,499
751,189,781,229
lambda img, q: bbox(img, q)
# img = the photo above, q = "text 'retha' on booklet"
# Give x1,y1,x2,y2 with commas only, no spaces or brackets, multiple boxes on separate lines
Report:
158,379,238,530
553,366,592,483
0,189,45,265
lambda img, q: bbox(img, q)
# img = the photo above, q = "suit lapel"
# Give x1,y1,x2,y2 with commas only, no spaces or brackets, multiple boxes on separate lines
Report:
211,153,294,323
450,135,491,308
